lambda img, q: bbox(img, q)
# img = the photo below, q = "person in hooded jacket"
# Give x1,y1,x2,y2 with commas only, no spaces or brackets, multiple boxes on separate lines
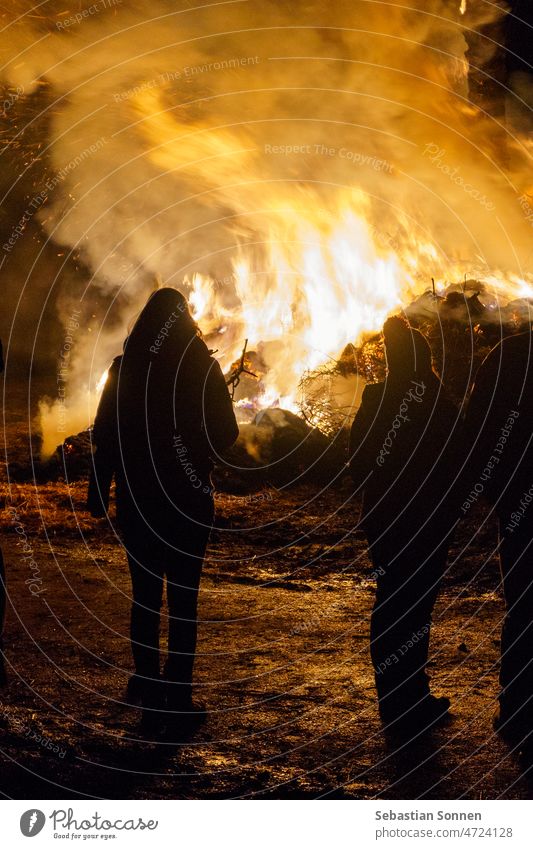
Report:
462,329,533,764
0,545,5,688
88,288,239,737
349,316,459,739
0,337,6,687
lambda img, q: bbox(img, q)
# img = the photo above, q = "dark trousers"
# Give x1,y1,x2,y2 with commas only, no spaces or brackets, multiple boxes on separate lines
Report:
498,514,533,734
0,546,5,654
366,529,448,721
123,519,211,708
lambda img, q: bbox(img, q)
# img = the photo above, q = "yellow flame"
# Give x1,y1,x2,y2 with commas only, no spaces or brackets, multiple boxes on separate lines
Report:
185,199,422,406
130,86,532,417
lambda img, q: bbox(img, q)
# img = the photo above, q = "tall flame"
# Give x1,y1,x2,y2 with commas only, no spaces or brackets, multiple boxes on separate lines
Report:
133,85,533,413
1,0,531,448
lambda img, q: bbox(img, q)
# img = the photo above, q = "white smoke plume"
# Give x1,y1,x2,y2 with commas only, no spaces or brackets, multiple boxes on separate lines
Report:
0,0,531,453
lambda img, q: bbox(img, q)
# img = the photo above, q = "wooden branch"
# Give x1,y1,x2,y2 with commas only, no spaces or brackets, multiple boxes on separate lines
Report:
226,338,258,399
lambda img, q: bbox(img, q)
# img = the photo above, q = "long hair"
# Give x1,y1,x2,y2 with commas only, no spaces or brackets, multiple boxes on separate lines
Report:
383,315,435,380
122,288,200,370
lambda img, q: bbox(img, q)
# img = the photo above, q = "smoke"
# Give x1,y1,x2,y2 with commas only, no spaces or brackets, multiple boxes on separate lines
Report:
0,0,531,453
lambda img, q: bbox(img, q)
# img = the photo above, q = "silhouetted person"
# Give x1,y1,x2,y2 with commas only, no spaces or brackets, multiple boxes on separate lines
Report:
0,338,6,687
463,329,533,763
88,289,238,737
349,316,459,739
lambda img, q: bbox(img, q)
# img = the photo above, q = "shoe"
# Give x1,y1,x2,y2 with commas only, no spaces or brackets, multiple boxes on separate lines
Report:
382,695,450,741
138,709,164,741
137,675,165,741
163,700,208,743
426,694,451,716
126,673,143,703
493,708,530,744
170,699,207,718
519,740,533,770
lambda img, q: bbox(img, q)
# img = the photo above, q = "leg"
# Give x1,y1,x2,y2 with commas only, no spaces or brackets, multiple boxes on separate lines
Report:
498,516,533,737
369,534,447,724
0,546,6,686
0,546,5,650
163,525,210,710
124,533,165,706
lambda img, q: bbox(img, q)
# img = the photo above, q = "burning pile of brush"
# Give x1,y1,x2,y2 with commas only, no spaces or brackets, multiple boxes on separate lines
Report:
25,280,530,494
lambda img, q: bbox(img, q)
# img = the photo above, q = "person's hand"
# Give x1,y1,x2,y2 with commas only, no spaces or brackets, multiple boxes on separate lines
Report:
89,509,108,520
85,500,108,520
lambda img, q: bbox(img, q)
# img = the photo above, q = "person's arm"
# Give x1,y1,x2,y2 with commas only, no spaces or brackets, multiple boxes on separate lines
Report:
461,351,499,492
87,360,120,517
87,447,114,518
203,359,239,454
463,357,494,443
348,384,382,487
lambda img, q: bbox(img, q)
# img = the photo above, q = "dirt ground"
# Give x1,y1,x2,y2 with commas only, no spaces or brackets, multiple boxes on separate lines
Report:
1,382,532,800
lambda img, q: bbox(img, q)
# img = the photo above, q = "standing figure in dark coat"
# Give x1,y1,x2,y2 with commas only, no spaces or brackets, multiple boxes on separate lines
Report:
349,316,459,738
0,337,6,687
463,330,533,762
88,288,239,737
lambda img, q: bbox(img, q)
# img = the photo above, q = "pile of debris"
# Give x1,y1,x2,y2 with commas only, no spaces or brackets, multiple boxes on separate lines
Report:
298,282,532,428
25,280,531,490
215,408,346,492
